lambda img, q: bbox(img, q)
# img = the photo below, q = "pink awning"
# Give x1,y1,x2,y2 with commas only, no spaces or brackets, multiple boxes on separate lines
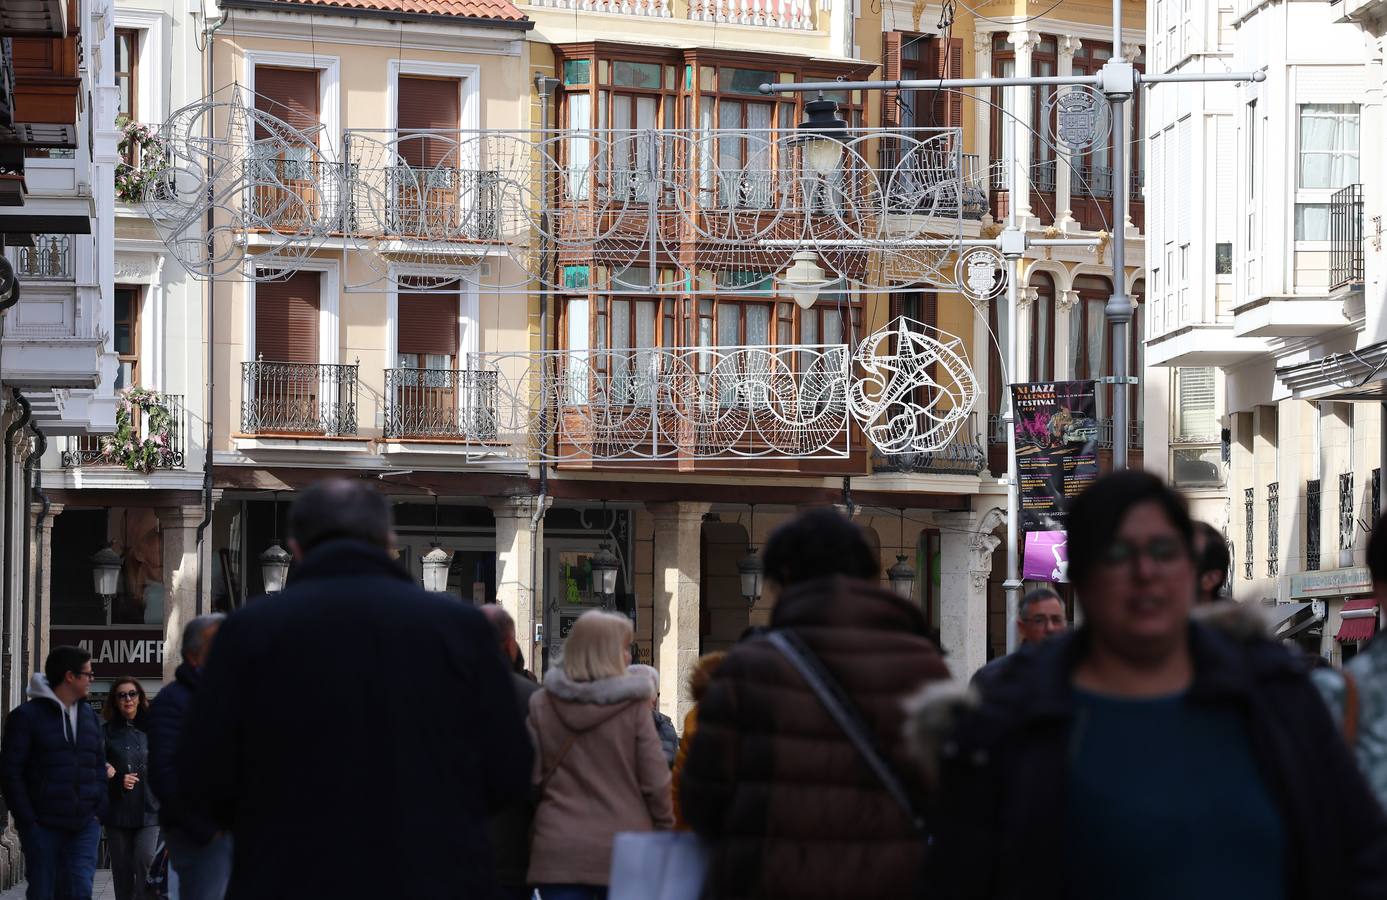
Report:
1336,598,1378,643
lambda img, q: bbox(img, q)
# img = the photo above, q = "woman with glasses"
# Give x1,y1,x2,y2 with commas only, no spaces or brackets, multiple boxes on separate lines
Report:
914,469,1387,900
102,677,158,900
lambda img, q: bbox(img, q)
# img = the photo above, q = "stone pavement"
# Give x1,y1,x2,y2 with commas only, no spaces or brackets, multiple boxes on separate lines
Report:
0,869,114,899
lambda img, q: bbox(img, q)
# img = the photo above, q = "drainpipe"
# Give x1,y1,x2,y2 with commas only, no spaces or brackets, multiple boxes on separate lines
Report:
28,425,48,684
22,419,44,682
530,72,559,674
4,390,32,710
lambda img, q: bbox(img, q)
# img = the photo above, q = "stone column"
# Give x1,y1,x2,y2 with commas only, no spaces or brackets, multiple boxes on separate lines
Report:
1016,285,1038,382
973,31,995,191
1055,289,1080,379
157,506,204,683
490,494,552,676
647,501,709,724
936,510,1001,681
27,501,62,679
1055,36,1080,230
1008,30,1039,224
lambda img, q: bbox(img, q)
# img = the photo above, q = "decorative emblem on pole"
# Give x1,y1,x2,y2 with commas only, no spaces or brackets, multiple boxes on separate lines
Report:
849,317,978,454
1043,86,1112,153
955,247,1006,302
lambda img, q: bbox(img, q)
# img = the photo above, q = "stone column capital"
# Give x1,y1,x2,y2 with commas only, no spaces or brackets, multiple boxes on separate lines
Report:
1017,285,1040,309
156,504,209,530
645,501,713,524
1058,35,1081,60
1056,288,1081,312
488,493,553,520
1121,42,1144,63
1008,29,1039,56
29,501,64,526
973,30,996,55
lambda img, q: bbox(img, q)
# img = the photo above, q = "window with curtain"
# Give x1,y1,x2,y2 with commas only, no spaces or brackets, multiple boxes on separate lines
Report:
116,29,138,121
1296,104,1359,241
1029,274,1056,382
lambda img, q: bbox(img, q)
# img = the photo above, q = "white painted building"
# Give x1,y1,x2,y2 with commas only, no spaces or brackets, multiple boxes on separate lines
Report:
1145,0,1386,660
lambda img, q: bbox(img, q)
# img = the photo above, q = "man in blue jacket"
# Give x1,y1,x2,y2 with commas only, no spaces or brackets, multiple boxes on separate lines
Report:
0,646,107,900
147,614,227,900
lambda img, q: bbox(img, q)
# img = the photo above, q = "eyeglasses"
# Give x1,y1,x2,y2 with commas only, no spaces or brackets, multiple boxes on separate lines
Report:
1100,536,1186,569
114,691,139,701
74,671,95,681
1021,615,1066,628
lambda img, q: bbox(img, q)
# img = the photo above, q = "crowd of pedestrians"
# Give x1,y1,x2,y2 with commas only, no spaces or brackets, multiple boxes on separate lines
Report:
5,473,1387,899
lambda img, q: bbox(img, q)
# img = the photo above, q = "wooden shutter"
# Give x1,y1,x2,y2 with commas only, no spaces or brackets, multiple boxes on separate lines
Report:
399,292,460,359
255,272,321,364
882,32,902,129
930,38,965,128
397,76,461,168
254,67,319,140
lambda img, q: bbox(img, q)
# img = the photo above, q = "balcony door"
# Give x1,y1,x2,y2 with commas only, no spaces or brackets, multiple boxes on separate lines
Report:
253,66,321,228
396,76,463,237
252,272,322,434
394,287,481,439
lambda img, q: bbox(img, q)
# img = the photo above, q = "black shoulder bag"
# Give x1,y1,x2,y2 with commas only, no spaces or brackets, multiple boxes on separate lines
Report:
768,629,928,836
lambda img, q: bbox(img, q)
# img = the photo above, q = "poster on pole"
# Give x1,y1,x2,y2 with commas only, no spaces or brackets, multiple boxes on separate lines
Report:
1023,531,1069,583
1011,380,1100,531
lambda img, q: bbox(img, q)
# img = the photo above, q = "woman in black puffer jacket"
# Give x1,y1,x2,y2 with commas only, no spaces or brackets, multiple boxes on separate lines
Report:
102,677,158,900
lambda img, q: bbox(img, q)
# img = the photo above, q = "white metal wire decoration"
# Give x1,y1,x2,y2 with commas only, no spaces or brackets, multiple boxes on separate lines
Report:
849,317,978,455
142,87,338,281
955,247,1006,303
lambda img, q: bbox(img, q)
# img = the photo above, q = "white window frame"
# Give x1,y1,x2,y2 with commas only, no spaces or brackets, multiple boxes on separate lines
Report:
385,265,481,370
1293,102,1359,248
112,8,168,124
243,50,342,161
243,257,342,367
387,59,481,135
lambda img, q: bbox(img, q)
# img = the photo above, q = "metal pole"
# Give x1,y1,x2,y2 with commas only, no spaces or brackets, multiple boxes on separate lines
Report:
762,75,1102,95
1002,83,1023,655
1108,92,1131,469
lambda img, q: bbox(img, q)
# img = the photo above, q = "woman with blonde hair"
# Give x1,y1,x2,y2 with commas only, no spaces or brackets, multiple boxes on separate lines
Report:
528,610,673,900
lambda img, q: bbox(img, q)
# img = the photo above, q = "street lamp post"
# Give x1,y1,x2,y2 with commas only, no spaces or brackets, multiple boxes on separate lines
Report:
590,543,621,609
91,544,122,615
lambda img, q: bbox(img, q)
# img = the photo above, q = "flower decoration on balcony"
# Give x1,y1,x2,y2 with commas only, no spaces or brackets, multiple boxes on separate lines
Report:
102,387,176,474
115,116,169,205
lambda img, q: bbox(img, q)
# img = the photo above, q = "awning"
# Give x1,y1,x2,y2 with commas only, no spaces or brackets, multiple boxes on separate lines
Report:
1336,598,1379,643
1266,602,1316,638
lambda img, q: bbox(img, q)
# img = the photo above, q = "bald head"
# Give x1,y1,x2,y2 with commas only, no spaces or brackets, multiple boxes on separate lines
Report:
288,479,394,558
481,604,519,663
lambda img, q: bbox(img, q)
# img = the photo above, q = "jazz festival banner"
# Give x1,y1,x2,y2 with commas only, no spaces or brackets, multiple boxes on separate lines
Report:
1011,380,1100,532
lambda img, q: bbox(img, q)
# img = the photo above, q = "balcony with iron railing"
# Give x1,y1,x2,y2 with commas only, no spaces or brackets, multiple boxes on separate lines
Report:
240,360,359,437
1330,184,1365,292
16,234,73,282
384,367,500,443
59,394,186,470
243,156,351,234
871,433,987,476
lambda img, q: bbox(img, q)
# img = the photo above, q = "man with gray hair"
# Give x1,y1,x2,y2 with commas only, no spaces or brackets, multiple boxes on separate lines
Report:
178,479,532,899
147,613,228,900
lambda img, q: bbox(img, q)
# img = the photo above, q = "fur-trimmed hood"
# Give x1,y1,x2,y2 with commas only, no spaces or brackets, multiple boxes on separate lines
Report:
538,666,655,734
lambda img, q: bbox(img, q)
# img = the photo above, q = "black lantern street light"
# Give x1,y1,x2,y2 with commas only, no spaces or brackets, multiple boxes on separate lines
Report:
795,92,848,176
739,504,764,606
591,543,620,608
91,544,122,614
258,541,292,594
888,508,916,599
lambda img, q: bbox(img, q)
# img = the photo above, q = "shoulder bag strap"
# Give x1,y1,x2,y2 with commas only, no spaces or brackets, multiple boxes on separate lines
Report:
532,695,580,802
767,629,927,835
1343,670,1360,746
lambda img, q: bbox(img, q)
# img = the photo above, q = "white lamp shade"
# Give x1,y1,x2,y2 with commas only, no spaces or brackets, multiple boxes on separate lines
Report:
591,544,621,599
803,135,844,176
887,555,916,599
91,545,122,598
259,543,292,594
783,251,827,310
737,548,763,603
421,544,452,593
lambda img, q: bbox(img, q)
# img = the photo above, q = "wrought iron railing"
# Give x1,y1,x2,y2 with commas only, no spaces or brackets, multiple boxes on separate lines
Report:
872,434,986,476
1243,487,1254,581
59,394,186,469
244,157,350,232
1031,158,1058,193
1306,478,1321,571
959,153,988,220
240,360,358,436
1330,184,1365,291
1267,481,1279,577
1340,471,1356,553
16,234,73,281
987,413,1007,444
380,165,500,241
1073,163,1114,199
383,368,500,441
1096,416,1146,449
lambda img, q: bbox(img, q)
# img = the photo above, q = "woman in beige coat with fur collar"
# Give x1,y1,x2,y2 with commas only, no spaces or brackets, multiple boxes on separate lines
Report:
527,610,675,900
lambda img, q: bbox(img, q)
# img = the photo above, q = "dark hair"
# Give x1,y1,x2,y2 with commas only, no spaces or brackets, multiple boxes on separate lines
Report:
1018,587,1062,619
181,613,225,663
101,677,149,723
1369,521,1387,585
44,645,91,690
760,508,879,587
288,479,394,553
1194,522,1230,592
1065,470,1194,588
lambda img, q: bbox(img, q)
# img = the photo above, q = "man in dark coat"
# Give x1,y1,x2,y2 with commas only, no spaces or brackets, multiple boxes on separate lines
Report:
146,613,227,900
479,603,541,900
681,509,952,900
177,480,533,900
0,646,107,900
